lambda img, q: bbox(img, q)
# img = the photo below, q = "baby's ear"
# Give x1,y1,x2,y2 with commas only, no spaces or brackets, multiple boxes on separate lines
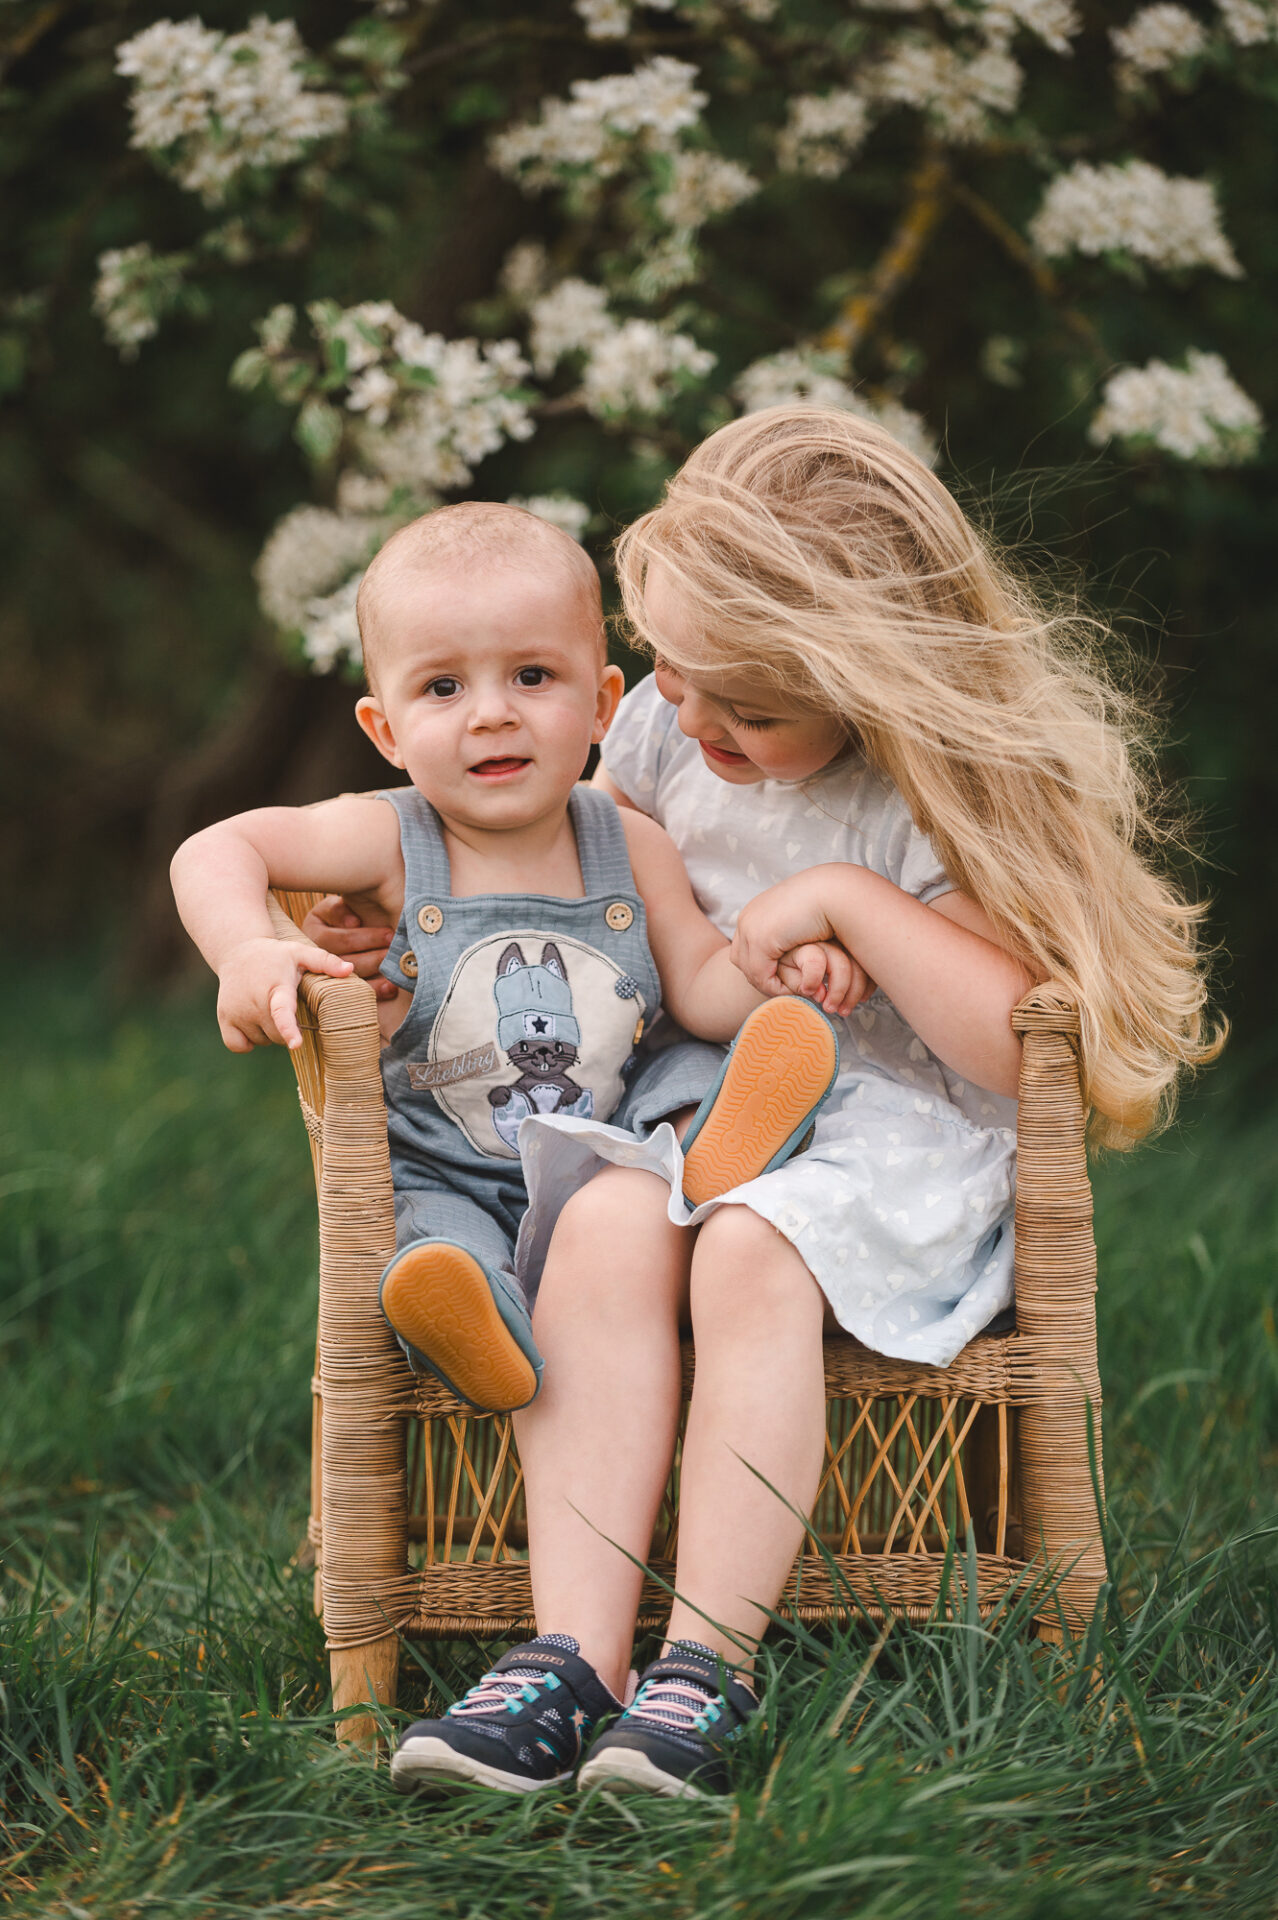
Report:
540,942,566,979
497,942,526,976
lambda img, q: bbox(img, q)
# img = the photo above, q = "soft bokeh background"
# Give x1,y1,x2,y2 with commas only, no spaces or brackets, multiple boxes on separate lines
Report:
4,0,1277,1030
3,4,1277,1912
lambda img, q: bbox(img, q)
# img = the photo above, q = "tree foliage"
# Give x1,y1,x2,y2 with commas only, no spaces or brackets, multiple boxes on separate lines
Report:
2,0,1276,1001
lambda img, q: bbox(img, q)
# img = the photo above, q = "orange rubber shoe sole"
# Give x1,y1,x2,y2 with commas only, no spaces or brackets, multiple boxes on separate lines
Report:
681,998,839,1210
380,1244,538,1412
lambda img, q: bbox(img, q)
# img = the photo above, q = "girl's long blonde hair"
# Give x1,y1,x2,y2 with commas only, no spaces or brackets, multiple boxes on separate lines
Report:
614,406,1224,1148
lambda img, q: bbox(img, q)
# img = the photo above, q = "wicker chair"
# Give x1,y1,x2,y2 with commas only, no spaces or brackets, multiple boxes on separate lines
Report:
269,892,1105,1748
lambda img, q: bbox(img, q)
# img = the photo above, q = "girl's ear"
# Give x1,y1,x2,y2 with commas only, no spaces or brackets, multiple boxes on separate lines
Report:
355,695,405,768
593,663,625,744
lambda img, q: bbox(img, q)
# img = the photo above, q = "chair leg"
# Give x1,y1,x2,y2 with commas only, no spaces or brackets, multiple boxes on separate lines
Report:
1019,1395,1106,1637
332,1636,401,1751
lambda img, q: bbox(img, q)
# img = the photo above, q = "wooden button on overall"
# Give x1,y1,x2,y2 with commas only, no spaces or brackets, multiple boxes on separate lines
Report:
399,952,419,979
605,901,634,931
417,904,444,934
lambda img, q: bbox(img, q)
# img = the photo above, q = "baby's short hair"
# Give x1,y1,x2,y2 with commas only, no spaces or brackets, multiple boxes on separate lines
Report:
357,502,603,685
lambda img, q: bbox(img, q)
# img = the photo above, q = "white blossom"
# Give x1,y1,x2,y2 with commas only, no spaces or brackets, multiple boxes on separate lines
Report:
115,15,347,205
580,318,715,416
972,0,1081,54
876,40,1022,141
254,505,382,634
93,243,186,357
528,278,615,375
1089,350,1262,464
776,91,871,178
299,574,364,673
1110,4,1207,88
499,240,550,303
656,149,758,228
490,57,707,191
1030,161,1242,278
574,0,676,36
297,302,536,490
1216,0,1278,41
507,493,593,540
734,349,938,465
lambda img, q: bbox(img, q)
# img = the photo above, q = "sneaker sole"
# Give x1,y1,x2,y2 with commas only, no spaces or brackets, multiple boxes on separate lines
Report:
381,1245,537,1412
577,1746,707,1800
391,1736,572,1797
681,998,839,1210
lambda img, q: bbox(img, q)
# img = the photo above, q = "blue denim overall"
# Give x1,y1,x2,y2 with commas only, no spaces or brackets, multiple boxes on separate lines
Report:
377,784,721,1289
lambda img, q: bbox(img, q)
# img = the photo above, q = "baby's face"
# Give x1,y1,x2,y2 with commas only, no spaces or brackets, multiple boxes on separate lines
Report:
644,566,846,786
358,567,620,834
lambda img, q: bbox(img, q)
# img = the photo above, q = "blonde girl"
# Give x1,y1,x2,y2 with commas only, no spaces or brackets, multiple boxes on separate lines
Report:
385,407,1221,1800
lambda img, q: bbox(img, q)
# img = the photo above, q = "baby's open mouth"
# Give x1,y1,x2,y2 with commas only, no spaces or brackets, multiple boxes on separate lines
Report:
468,757,530,779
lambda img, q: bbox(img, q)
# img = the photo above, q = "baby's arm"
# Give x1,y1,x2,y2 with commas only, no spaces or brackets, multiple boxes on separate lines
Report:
619,811,866,1041
731,865,1034,1098
170,796,403,1051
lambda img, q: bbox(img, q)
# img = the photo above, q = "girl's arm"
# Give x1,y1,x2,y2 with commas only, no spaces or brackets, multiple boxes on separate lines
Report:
730,865,1035,1099
619,812,866,1042
170,796,403,1051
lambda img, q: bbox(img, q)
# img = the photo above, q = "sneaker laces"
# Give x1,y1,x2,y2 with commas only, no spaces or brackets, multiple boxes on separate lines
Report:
626,1675,722,1736
446,1667,561,1718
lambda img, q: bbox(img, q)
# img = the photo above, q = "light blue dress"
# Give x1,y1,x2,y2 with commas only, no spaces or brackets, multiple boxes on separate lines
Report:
516,674,1017,1368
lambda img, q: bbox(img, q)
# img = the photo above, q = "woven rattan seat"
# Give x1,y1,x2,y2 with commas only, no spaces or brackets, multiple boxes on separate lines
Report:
269,892,1104,1746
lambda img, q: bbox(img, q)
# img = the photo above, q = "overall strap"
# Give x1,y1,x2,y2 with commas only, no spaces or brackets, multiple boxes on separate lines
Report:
571,786,637,898
377,787,452,900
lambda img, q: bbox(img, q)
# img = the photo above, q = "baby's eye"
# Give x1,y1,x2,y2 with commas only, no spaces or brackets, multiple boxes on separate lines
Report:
515,666,551,687
426,676,460,699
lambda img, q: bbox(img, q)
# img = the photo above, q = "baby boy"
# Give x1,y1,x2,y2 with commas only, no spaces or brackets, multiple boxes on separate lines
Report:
171,504,842,1413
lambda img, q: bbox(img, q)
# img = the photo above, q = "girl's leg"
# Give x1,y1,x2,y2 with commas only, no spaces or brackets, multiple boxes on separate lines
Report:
665,1203,828,1679
513,1163,692,1701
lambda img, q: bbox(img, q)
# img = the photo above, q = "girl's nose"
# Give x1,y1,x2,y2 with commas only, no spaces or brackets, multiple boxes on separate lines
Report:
655,662,720,740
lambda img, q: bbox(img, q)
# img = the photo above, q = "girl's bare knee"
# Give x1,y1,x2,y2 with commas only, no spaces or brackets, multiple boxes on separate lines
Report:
690,1204,825,1330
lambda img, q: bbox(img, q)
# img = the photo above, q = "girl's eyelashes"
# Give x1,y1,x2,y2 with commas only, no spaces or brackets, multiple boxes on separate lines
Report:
725,705,778,732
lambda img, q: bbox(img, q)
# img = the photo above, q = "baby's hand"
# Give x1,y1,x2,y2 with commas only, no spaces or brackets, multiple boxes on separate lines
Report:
217,936,354,1053
303,895,398,1002
777,942,874,1019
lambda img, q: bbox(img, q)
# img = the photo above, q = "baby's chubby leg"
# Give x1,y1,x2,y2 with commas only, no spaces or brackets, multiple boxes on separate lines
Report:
514,1155,693,1702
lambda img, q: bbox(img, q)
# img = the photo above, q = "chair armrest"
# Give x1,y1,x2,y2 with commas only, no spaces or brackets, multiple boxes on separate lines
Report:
1010,977,1097,1367
268,893,411,1650
1011,979,1081,1040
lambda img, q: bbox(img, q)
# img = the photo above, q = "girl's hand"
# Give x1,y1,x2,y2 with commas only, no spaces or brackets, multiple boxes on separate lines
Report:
731,873,842,997
216,936,354,1053
303,895,398,1002
776,941,874,1018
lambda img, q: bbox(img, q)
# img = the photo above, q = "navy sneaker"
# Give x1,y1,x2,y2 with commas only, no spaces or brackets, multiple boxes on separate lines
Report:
390,1635,619,1796
680,997,839,1211
380,1240,543,1413
576,1641,759,1799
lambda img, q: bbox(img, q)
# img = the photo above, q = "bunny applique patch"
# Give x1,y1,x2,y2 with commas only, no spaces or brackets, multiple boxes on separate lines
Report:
412,928,649,1159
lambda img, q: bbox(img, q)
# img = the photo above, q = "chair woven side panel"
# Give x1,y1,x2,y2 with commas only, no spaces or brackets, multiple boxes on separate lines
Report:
1011,982,1105,1629
400,1550,1028,1641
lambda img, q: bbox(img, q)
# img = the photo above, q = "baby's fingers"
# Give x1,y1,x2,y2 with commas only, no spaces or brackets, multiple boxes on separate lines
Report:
294,942,356,981
267,983,305,1051
218,1017,256,1054
820,945,861,1018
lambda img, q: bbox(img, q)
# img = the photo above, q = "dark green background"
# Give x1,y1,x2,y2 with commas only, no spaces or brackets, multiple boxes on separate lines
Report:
4,0,1273,1039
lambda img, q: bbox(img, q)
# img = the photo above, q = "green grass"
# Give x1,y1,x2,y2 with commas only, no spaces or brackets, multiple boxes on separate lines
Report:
2,982,1276,1917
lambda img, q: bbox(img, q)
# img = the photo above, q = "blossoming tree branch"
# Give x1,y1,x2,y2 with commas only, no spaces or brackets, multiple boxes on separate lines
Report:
92,0,1270,673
